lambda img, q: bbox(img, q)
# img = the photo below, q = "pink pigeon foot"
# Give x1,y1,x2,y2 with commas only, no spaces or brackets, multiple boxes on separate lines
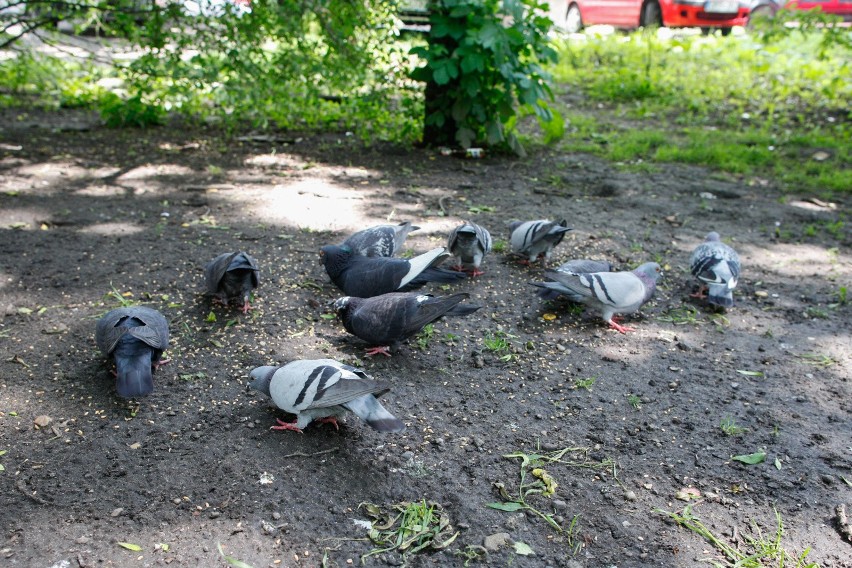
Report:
466,268,485,277
449,264,465,272
517,259,532,266
690,285,708,300
608,319,635,334
365,346,392,357
241,300,254,314
315,417,340,430
153,358,171,370
270,418,303,433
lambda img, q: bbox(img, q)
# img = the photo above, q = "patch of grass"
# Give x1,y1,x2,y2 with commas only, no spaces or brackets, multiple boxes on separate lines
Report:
573,377,596,391
830,285,847,307
491,240,508,254
805,307,829,319
797,352,837,367
550,31,851,197
416,323,434,351
658,305,701,325
483,331,518,362
104,284,137,308
467,204,495,214
359,501,458,565
489,446,614,547
658,505,820,568
720,417,747,437
627,394,642,410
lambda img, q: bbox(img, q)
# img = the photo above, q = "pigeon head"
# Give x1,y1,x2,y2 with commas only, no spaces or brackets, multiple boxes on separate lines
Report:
704,231,721,242
247,365,278,397
319,245,352,278
331,296,351,314
634,262,662,280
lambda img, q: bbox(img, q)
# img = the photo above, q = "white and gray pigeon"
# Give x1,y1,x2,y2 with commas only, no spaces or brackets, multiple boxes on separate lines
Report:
534,259,614,300
204,251,260,313
342,221,419,257
536,262,662,333
690,231,740,308
320,245,466,298
447,221,492,277
247,359,405,433
332,292,481,357
508,219,572,266
95,306,170,398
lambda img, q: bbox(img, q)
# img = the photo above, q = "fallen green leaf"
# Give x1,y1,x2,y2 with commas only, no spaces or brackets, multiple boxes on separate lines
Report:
217,543,254,568
513,541,534,556
736,370,764,377
206,311,217,323
209,338,224,348
320,314,336,320
157,543,170,552
37,307,47,315
774,458,782,470
487,502,524,512
17,307,32,315
732,451,766,465
117,542,142,551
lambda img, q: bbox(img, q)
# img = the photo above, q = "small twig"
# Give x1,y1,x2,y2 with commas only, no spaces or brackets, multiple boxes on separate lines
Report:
16,479,49,505
836,504,852,543
281,447,339,459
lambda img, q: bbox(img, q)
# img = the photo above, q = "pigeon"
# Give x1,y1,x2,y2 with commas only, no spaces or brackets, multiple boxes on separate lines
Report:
342,221,419,257
247,359,405,433
535,262,662,333
690,232,740,308
447,221,492,276
95,306,170,398
320,245,466,298
204,251,260,313
332,292,481,356
534,259,615,300
508,219,572,266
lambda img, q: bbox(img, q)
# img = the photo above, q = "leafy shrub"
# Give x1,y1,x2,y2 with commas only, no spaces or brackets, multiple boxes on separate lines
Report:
410,0,560,154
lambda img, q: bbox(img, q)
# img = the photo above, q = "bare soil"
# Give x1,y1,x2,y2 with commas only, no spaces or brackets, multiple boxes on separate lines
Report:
0,107,850,568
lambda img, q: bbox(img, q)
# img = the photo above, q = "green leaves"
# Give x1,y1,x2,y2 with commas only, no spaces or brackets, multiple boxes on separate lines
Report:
732,451,767,465
413,0,560,153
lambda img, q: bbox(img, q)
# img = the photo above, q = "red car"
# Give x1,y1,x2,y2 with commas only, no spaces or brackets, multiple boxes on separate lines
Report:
561,0,753,34
785,0,852,21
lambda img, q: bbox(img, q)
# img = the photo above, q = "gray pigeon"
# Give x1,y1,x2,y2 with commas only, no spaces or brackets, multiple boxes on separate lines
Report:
332,292,481,356
204,251,260,313
247,359,405,433
342,221,419,257
508,219,572,266
534,259,614,300
320,245,466,298
447,221,493,276
690,232,740,308
538,262,662,333
95,306,170,398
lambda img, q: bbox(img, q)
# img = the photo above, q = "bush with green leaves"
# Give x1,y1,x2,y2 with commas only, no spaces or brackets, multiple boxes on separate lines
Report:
410,0,561,154
1,1,421,138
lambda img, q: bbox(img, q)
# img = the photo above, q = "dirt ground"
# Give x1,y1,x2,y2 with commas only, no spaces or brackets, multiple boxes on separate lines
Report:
0,107,850,568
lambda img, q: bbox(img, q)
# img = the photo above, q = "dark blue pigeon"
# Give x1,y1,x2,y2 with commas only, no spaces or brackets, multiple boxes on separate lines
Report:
332,292,481,356
95,306,169,398
320,245,465,298
204,251,260,313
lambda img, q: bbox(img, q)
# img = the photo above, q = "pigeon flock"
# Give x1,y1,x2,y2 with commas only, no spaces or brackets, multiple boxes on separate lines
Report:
95,220,741,433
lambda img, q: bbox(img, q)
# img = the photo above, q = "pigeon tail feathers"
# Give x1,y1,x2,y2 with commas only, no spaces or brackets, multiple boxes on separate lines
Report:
113,339,154,398
343,395,405,433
